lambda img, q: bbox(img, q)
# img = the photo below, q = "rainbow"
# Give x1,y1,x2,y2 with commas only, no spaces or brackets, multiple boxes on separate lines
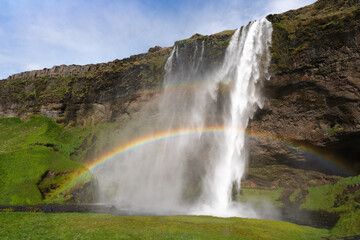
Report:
85,125,237,171
62,125,353,194
85,126,351,174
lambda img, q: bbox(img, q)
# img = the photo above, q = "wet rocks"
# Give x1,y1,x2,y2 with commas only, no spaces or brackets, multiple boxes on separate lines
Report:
249,0,360,173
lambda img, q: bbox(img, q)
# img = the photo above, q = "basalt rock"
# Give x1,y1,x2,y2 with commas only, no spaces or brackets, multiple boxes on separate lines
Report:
0,48,172,126
248,0,360,174
148,46,162,53
0,31,233,127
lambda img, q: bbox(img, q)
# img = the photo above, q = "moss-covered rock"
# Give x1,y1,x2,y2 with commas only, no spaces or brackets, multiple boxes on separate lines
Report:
248,0,360,173
0,47,173,126
0,30,234,127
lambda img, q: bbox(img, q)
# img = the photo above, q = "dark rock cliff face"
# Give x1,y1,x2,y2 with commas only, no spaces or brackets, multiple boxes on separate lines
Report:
248,0,360,174
0,47,171,126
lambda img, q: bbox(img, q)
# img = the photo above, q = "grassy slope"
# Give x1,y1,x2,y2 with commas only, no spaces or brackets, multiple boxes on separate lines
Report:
299,175,360,236
0,116,91,205
238,188,284,208
241,174,360,236
0,213,329,240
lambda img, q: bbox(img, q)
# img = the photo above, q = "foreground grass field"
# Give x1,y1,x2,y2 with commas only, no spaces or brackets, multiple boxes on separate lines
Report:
0,212,329,240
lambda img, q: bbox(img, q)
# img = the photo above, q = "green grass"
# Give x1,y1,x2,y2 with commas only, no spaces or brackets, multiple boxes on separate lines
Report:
213,30,236,36
0,115,88,155
0,147,83,205
0,116,93,205
301,175,360,211
238,188,284,207
299,175,360,236
0,212,329,240
289,188,301,203
239,173,360,237
331,209,360,236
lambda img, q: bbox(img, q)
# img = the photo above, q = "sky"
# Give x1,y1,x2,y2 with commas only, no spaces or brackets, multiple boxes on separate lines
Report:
0,0,316,79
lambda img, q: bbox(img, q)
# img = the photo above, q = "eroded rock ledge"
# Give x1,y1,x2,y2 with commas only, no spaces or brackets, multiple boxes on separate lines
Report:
249,0,360,172
0,31,233,127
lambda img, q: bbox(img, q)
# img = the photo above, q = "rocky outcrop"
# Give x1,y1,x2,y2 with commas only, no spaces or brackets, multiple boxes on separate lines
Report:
4,46,165,82
6,64,105,81
0,48,172,125
0,31,233,127
37,170,98,204
248,0,360,173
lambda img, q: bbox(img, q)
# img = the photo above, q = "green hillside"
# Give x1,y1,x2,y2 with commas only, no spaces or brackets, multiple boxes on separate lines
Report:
0,115,95,205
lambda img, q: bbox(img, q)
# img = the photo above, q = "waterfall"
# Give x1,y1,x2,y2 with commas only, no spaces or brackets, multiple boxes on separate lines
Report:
195,19,273,216
95,18,273,217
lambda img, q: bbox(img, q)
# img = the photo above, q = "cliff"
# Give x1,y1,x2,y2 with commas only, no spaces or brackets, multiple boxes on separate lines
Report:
0,47,172,126
248,0,360,173
0,31,233,127
0,1,358,171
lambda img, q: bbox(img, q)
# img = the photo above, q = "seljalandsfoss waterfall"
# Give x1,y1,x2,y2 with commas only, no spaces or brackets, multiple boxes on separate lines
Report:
95,18,273,218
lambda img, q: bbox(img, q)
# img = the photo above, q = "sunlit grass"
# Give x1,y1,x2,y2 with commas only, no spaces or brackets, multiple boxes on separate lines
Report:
0,212,329,240
0,116,91,205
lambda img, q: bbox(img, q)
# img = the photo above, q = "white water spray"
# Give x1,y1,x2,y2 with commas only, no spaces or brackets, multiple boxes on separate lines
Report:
96,19,273,217
195,19,273,216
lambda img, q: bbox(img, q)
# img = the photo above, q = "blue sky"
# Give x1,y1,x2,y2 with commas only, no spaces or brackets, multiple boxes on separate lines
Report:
0,0,316,79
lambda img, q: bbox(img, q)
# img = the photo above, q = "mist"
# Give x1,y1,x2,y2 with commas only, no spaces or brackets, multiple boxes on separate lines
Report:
93,18,275,219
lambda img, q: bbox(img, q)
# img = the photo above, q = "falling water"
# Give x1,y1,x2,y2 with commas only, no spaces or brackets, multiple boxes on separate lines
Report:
96,19,273,217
